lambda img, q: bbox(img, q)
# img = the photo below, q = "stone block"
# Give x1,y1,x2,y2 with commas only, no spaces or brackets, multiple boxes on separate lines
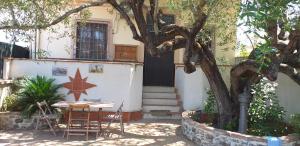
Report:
13,124,19,129
23,119,33,123
15,118,23,123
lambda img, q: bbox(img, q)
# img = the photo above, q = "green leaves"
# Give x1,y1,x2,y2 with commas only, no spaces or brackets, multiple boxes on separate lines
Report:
204,89,218,114
290,114,300,134
239,0,300,44
248,78,287,136
17,75,64,118
253,39,278,71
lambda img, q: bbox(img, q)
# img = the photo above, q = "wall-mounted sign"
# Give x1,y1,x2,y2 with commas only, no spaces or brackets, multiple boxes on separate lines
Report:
52,67,67,76
89,64,103,73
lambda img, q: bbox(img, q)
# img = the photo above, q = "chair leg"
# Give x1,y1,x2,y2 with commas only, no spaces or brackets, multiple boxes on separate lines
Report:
86,121,89,141
66,123,70,140
120,118,124,134
96,121,100,139
35,118,40,130
107,117,115,129
45,119,56,136
67,131,69,141
54,119,61,130
63,130,66,138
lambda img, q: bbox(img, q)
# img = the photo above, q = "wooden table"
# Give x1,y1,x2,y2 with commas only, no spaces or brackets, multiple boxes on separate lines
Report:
52,101,115,138
52,101,114,109
52,101,115,123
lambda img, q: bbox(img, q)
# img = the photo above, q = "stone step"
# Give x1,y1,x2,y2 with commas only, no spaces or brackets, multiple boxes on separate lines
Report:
142,105,180,113
143,92,177,99
143,98,178,106
143,86,175,93
143,112,182,119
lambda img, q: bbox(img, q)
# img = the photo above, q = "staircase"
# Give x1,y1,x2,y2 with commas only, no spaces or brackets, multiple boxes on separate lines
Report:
142,86,182,119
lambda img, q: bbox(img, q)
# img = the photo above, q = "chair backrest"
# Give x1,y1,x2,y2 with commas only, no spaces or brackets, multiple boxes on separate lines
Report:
36,100,53,116
69,104,90,111
68,104,90,120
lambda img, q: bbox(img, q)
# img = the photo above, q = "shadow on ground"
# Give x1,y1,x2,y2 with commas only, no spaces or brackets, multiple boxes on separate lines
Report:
0,119,196,146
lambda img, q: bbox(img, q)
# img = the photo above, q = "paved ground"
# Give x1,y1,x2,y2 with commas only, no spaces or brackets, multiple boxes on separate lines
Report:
0,119,196,146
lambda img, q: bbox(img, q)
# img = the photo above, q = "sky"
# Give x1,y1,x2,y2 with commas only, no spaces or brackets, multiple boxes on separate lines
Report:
0,30,29,47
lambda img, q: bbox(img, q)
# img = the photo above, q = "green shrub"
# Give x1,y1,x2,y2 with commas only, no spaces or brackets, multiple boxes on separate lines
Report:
188,111,201,122
248,78,287,136
290,114,300,134
2,78,24,111
18,76,64,118
204,89,218,114
3,94,18,111
200,89,218,126
224,117,239,132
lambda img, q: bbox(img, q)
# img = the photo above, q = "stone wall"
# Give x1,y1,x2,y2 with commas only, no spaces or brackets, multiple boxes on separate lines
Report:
182,111,299,146
0,112,38,130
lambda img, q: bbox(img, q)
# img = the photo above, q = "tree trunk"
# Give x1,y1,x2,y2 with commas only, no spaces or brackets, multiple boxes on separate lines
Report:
199,57,234,128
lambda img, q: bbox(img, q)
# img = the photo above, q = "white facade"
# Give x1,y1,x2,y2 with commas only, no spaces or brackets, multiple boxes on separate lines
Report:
277,73,300,117
175,66,210,110
3,59,143,112
3,5,238,113
3,58,213,112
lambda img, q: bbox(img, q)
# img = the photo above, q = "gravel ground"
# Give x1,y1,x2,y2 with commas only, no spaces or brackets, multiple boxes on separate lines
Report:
0,119,196,146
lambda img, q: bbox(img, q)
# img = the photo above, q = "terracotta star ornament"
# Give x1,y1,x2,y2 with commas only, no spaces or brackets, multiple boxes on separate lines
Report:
63,68,96,101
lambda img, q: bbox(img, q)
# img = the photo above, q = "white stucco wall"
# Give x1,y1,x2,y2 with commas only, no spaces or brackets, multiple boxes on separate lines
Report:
39,24,75,59
175,66,210,110
38,5,144,61
3,59,143,112
277,73,300,117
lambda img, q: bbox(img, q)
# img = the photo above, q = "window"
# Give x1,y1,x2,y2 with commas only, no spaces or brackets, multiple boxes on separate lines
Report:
76,22,108,60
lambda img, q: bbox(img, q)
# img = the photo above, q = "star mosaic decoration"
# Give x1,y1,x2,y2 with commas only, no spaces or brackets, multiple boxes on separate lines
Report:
63,68,96,101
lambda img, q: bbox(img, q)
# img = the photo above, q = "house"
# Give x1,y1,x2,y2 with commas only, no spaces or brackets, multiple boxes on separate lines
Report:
2,1,239,121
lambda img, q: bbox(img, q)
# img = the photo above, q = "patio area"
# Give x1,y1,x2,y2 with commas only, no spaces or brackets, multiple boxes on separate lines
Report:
0,119,195,146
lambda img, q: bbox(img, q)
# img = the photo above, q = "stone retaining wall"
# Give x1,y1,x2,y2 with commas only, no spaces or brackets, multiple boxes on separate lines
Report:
0,112,38,130
182,111,299,146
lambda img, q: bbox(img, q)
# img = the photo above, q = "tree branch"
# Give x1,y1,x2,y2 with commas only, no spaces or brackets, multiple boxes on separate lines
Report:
160,24,190,38
191,11,207,37
0,1,108,30
128,0,147,37
8,4,18,26
156,38,186,55
230,60,260,105
108,0,142,41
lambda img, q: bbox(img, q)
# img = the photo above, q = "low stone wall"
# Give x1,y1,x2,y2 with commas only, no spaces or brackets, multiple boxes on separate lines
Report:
0,112,38,130
182,111,299,146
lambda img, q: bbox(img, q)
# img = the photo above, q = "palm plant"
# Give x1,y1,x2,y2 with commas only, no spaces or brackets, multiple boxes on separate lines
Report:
18,76,64,118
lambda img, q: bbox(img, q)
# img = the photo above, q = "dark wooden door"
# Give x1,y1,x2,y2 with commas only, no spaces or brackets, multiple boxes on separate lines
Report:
143,15,175,87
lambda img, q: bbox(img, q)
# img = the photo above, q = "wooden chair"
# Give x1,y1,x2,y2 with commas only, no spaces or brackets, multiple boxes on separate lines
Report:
103,102,124,134
84,98,102,137
65,104,91,140
36,100,60,136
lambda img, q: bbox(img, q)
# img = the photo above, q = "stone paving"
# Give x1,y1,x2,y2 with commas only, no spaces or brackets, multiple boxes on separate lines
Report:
0,119,196,146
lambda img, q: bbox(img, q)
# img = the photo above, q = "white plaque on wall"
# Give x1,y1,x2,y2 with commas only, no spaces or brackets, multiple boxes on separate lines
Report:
89,64,103,73
52,67,67,76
